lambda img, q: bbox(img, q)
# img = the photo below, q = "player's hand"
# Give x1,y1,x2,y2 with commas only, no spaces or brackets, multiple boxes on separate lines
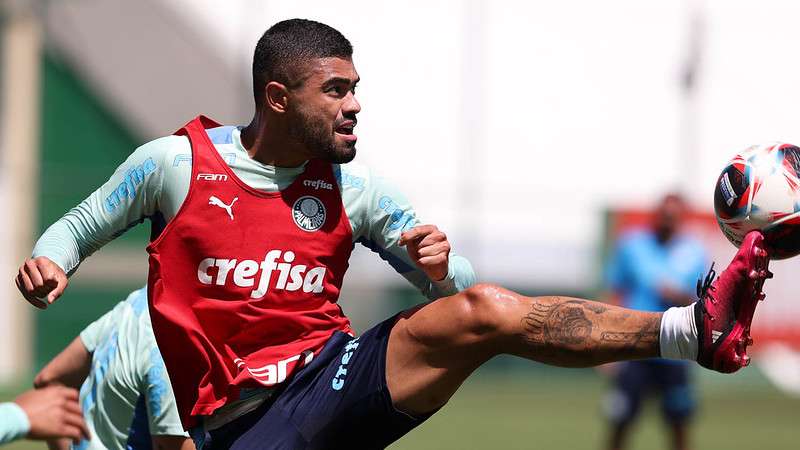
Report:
15,257,68,309
658,283,694,306
14,385,90,443
399,225,451,281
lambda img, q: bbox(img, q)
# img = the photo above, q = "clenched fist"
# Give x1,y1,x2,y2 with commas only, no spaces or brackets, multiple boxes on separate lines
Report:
15,257,68,309
399,225,451,281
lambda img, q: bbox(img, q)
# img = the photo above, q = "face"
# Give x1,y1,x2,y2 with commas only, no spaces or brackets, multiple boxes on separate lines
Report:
654,196,686,238
285,57,361,163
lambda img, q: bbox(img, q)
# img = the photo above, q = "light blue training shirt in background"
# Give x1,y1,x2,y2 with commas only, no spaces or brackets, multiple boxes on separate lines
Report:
76,287,186,450
606,229,708,313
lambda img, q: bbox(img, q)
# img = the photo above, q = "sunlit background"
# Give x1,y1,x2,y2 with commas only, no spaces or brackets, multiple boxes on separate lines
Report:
1,0,799,448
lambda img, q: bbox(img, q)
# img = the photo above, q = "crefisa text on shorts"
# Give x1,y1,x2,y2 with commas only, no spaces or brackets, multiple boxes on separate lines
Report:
331,337,360,391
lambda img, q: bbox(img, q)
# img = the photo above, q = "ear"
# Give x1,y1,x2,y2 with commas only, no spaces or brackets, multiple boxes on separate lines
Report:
265,81,289,113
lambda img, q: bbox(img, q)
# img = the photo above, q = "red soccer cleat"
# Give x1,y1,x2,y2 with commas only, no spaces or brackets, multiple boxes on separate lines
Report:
696,231,772,373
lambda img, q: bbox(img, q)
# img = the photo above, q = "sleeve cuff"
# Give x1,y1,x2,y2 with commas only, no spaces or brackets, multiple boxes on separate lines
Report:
31,248,70,275
431,264,458,296
0,402,30,444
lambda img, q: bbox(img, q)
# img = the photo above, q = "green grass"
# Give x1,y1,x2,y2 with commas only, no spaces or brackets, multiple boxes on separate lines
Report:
390,366,800,450
3,363,798,450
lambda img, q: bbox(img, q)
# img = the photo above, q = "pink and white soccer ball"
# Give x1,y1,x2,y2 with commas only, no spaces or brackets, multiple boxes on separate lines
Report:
714,142,800,259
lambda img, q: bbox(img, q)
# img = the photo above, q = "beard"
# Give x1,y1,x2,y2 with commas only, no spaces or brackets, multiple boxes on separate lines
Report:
287,105,357,164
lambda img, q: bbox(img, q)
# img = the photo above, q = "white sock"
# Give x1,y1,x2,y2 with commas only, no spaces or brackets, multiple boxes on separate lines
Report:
659,304,698,360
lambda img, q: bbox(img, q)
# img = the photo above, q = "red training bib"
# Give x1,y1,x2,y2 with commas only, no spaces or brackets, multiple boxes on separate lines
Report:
147,116,354,427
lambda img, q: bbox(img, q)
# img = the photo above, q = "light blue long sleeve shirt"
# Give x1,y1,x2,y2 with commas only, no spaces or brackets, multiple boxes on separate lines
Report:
33,125,475,299
0,402,29,445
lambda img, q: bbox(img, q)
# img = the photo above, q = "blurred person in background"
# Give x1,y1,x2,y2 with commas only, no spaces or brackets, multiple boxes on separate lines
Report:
0,384,89,446
603,193,708,450
35,287,193,450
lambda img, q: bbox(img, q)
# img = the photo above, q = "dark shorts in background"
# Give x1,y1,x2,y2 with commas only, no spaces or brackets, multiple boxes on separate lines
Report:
195,316,430,450
604,359,695,425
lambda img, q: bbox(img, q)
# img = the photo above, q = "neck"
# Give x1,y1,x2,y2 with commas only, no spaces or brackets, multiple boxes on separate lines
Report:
240,112,309,167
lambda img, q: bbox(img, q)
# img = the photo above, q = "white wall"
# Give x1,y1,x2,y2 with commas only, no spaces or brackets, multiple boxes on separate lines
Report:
44,0,800,292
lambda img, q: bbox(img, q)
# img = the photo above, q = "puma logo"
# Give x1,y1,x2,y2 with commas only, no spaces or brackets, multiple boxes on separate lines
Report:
209,196,238,220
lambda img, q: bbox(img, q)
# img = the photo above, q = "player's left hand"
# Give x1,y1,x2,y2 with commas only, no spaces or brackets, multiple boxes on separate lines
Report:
399,225,450,281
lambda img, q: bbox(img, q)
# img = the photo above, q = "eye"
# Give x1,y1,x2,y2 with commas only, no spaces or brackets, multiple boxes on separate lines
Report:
325,85,347,97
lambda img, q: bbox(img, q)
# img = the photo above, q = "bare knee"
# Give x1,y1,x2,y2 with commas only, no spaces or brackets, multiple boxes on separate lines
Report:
453,283,520,336
396,283,523,351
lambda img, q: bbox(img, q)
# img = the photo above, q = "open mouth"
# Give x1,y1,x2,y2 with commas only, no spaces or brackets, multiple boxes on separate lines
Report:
335,121,356,136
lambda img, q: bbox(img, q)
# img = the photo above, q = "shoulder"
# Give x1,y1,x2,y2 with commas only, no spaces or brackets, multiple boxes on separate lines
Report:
95,288,149,352
136,134,190,156
134,134,191,169
333,160,371,192
83,298,130,339
119,134,190,178
336,161,412,202
122,287,150,315
335,161,414,216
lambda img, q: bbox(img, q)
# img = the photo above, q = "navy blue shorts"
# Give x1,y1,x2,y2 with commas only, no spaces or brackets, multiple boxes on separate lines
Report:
195,316,430,450
605,360,695,425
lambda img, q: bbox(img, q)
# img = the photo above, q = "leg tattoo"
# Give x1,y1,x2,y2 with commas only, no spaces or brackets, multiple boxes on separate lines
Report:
517,297,661,367
521,300,593,346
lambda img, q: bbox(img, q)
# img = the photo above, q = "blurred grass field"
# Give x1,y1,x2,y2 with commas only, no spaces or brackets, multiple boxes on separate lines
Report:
2,362,797,450
390,366,800,450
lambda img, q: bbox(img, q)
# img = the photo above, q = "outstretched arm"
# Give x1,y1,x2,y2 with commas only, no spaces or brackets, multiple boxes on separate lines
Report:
16,136,179,308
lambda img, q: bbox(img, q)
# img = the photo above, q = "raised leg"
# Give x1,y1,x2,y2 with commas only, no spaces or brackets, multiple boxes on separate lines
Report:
386,284,662,415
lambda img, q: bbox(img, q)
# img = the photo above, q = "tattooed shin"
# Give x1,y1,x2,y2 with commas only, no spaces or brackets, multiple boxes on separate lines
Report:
518,297,661,363
520,300,594,348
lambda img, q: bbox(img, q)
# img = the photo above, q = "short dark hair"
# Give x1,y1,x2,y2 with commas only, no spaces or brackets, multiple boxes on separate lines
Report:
252,19,353,105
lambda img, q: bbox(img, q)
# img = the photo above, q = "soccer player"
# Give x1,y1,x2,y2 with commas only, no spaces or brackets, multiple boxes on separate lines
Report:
0,385,89,446
34,287,193,450
603,194,707,450
17,19,772,449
